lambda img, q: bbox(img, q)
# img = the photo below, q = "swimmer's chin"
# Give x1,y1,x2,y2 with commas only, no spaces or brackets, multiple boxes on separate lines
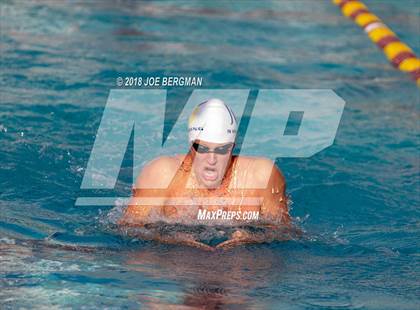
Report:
197,179,223,189
197,172,224,188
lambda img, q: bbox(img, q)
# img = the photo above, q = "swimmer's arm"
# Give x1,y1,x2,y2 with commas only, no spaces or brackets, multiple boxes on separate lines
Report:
118,156,213,250
216,160,291,250
157,233,214,251
118,157,175,226
257,159,291,227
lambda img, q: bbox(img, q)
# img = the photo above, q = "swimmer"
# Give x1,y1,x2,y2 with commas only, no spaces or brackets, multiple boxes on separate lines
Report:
118,98,291,250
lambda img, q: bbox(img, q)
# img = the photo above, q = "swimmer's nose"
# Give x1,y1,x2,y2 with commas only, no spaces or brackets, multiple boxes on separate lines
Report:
206,152,217,165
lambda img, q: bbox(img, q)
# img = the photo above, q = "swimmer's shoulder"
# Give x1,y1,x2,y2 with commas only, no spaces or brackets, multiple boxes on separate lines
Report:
134,155,185,188
149,155,184,169
234,156,285,188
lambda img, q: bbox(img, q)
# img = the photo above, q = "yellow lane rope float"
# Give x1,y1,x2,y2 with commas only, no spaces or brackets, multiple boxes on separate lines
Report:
332,0,420,87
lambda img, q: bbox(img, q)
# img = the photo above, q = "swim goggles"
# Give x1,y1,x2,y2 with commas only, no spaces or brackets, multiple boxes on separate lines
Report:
192,142,234,155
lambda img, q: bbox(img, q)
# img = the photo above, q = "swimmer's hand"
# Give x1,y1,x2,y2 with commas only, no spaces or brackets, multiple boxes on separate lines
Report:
216,224,299,250
215,229,264,250
118,219,215,251
158,232,215,252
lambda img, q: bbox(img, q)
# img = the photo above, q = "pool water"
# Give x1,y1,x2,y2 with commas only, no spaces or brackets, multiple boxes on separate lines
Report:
1,1,419,309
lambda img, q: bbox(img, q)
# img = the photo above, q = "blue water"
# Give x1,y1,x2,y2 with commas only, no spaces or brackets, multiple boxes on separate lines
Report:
1,0,419,308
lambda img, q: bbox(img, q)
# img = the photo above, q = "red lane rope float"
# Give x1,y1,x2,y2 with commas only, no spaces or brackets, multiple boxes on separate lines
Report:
333,0,420,87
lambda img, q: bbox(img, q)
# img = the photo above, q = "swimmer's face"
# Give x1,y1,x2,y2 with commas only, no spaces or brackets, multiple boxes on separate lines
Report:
190,140,234,188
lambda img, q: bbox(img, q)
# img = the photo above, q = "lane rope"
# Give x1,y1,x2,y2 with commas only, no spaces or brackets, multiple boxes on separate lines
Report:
333,0,420,87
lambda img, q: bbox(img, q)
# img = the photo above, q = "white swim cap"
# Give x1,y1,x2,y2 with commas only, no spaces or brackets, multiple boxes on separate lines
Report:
188,98,237,144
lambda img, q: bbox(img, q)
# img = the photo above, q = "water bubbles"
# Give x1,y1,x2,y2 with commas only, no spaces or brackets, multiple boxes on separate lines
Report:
103,200,126,226
295,213,310,225
375,246,400,257
0,237,16,245
74,227,85,236
331,224,349,245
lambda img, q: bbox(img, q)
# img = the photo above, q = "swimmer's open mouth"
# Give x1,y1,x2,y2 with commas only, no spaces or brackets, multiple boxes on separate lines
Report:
203,167,218,181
